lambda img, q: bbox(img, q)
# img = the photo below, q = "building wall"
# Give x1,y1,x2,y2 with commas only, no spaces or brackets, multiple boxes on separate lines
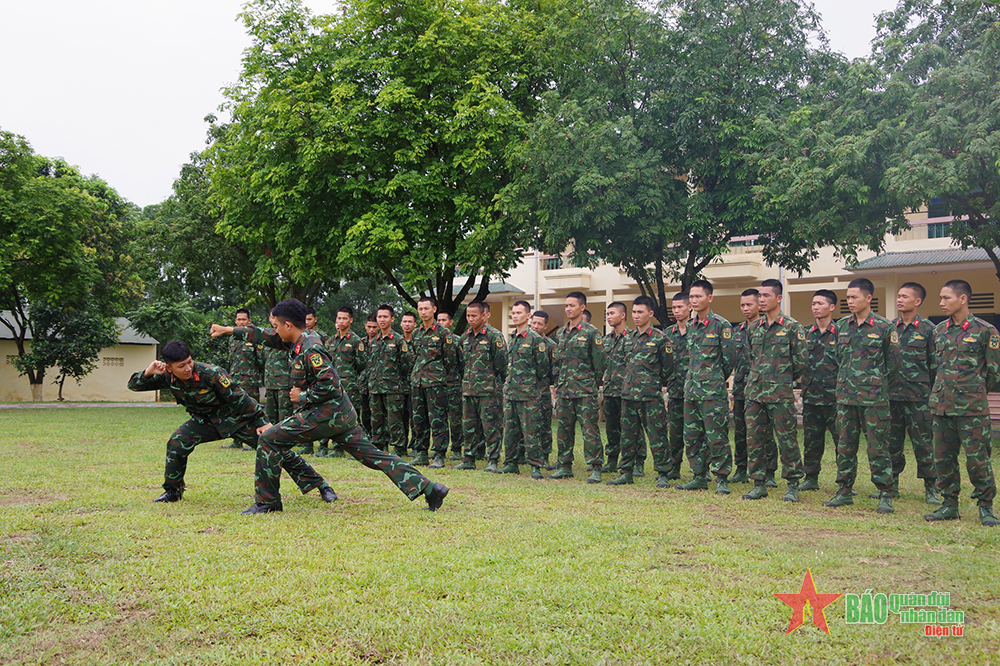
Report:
0,341,158,402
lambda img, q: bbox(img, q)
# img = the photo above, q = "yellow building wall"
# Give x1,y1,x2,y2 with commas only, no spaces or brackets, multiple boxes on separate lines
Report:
0,341,158,402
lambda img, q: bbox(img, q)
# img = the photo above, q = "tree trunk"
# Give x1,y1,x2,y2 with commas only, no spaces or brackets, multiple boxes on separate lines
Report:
30,383,43,402
58,374,67,401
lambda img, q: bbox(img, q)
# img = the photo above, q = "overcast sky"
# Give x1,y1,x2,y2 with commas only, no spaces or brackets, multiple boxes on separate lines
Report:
0,0,899,208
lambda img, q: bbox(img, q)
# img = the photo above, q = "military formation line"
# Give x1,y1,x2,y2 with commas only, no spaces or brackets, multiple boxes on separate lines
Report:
127,276,998,526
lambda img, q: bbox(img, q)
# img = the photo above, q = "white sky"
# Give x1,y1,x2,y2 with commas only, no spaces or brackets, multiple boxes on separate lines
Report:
0,0,898,208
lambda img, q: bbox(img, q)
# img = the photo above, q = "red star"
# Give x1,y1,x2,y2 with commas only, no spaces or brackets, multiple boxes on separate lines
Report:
774,569,842,634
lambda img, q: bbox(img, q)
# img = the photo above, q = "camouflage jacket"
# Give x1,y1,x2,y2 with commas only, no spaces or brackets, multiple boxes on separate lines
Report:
602,328,630,398
310,327,331,346
410,323,457,388
329,331,366,397
367,332,412,395
731,320,754,400
745,314,807,403
461,325,507,396
622,326,673,401
664,323,689,399
504,328,551,401
538,336,555,387
800,321,838,406
890,315,936,402
554,321,606,398
929,314,1000,416
262,347,292,390
835,313,901,406
684,310,736,401
235,326,356,422
359,336,378,394
227,336,264,385
128,361,266,427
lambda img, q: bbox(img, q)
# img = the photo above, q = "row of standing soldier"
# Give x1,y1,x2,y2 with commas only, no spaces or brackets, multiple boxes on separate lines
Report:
224,276,997,526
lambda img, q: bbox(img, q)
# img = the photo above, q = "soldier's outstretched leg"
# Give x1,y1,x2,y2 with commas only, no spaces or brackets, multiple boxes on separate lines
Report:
162,419,224,499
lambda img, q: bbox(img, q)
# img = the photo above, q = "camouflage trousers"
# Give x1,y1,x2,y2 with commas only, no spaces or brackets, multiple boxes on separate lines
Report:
257,406,430,505
411,384,450,457
445,383,463,455
620,398,670,475
734,398,776,473
464,393,502,461
163,416,259,493
802,402,837,478
888,400,936,480
371,393,408,455
683,399,732,478
556,394,604,470
933,414,996,507
233,377,262,403
540,387,553,458
604,395,622,464
746,400,804,483
503,398,544,467
667,396,685,474
359,392,372,436
402,392,412,451
264,388,293,425
835,403,893,493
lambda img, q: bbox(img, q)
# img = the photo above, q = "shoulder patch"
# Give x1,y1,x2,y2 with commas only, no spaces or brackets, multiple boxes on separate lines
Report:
446,335,453,345
796,329,805,341
890,331,899,344
496,338,504,348
309,353,323,368
401,342,408,353
219,375,231,388
595,336,604,345
358,343,365,352
990,335,999,350
665,342,673,354
722,328,732,340
538,342,546,353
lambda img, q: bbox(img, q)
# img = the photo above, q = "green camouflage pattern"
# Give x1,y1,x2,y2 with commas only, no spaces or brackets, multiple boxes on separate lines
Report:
604,395,622,465
503,396,544,467
444,339,464,454
801,322,838,406
329,331,366,398
835,313,901,406
746,400,804,482
411,385,450,456
684,311,736,401
683,399,732,477
227,336,264,393
745,315,808,403
929,314,1000,416
367,332,413,395
464,393,502,461
411,323,457,388
504,329,551,401
602,329,629,398
835,403,893,493
731,320,753,400
553,322,606,398
540,385,554,459
371,393,408,454
888,400,935,479
556,395,603,469
128,362,265,492
933,414,996,506
667,397,685,473
802,403,837,477
621,327,673,401
619,398,671,474
664,324,689,399
262,347,292,390
264,388,293,424
734,398,776,473
461,325,507,397
890,315,936,402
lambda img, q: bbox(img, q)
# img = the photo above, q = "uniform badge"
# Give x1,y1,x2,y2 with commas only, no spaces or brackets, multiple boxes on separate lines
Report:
665,343,673,354
595,337,603,345
775,331,787,337
358,343,365,352
496,339,504,348
796,329,805,341
867,333,880,339
446,336,453,345
345,343,353,349
538,343,545,353
722,328,732,339
964,336,977,343
890,331,899,344
990,335,999,350
401,343,409,352
219,375,231,388
706,333,717,339
309,353,323,368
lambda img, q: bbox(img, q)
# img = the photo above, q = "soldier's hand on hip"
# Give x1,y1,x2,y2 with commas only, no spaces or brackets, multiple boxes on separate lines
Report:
289,387,301,403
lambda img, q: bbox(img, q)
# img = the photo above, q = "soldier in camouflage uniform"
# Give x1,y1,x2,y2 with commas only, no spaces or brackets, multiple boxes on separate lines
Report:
677,280,735,492
128,340,267,502
359,315,379,435
501,301,551,479
800,290,839,491
607,296,673,487
401,312,418,453
211,299,448,514
323,306,367,458
665,294,691,480
731,290,778,485
224,308,264,449
455,301,507,471
368,305,413,457
925,280,999,526
823,278,901,514
437,311,465,461
601,302,630,475
409,298,457,469
741,280,807,502
531,310,556,468
885,283,940,504
262,310,293,428
300,307,330,455
551,291,606,483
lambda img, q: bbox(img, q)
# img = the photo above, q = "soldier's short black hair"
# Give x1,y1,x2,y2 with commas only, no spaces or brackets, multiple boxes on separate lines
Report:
813,289,837,307
366,314,378,323
401,311,417,321
847,278,874,296
672,292,689,303
512,300,532,312
607,301,627,314
740,288,759,299
943,279,972,300
582,309,592,322
417,296,436,307
235,308,250,318
337,306,354,318
691,279,713,295
437,310,454,320
567,291,587,305
272,298,308,328
532,310,549,323
304,306,317,317
468,301,489,313
161,340,191,364
633,295,656,311
760,279,783,295
900,282,927,302
377,303,395,316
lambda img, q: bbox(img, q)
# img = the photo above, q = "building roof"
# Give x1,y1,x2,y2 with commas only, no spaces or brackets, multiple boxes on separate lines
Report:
450,278,525,296
0,314,158,345
849,247,997,271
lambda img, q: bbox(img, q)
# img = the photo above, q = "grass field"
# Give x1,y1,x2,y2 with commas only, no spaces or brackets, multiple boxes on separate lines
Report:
1,406,998,665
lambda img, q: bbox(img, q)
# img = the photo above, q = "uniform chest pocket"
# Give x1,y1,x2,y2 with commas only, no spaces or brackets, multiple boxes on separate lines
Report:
192,389,216,405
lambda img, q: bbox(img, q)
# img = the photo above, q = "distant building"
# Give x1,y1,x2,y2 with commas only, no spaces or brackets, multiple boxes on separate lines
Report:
0,316,158,402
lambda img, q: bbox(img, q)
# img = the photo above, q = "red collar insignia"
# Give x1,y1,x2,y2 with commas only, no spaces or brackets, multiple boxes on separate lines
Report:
962,320,970,330
193,372,200,382
294,343,301,354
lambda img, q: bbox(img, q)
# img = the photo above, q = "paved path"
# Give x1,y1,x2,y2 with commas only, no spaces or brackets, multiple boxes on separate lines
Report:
0,402,179,410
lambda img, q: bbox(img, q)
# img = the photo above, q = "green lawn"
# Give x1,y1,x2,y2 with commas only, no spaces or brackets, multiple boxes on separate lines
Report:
1,407,997,665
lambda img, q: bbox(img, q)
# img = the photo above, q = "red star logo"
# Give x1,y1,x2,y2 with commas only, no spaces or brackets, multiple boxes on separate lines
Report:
774,569,842,634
